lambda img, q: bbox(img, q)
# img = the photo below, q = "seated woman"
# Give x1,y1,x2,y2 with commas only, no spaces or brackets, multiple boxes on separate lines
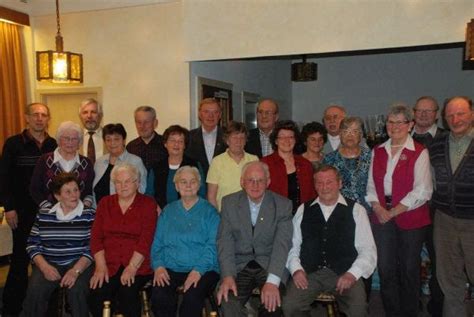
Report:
151,166,220,317
301,121,328,170
22,173,95,317
207,121,258,210
89,163,158,317
261,120,316,213
93,123,147,204
30,121,94,207
147,125,205,210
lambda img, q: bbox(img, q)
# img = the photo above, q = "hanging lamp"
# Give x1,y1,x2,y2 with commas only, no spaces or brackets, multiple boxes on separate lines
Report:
36,0,83,83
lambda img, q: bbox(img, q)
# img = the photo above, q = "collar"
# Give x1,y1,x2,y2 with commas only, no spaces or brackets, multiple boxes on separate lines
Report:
22,129,49,144
380,134,415,152
53,148,81,164
83,127,102,136
258,128,272,137
247,193,265,208
449,127,474,142
328,134,340,141
412,124,438,138
48,200,84,221
201,126,218,136
311,193,347,208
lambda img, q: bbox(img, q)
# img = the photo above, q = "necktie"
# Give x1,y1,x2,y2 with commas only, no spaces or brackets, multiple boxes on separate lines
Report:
87,131,96,164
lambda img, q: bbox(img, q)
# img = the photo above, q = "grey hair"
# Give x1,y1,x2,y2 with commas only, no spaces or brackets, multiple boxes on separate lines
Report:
79,98,103,115
241,161,270,180
323,104,346,118
340,116,363,132
173,166,201,187
257,98,279,114
388,103,414,122
25,103,50,116
56,121,83,144
110,162,141,183
134,106,157,120
415,96,439,111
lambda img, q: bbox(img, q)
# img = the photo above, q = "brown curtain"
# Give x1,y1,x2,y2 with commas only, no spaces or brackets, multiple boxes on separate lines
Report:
0,21,27,152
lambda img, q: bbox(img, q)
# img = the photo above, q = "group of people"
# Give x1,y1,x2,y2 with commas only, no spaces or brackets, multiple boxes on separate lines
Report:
0,95,471,317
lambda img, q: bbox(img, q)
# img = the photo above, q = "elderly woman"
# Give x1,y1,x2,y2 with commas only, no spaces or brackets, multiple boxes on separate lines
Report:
323,117,371,210
22,173,95,316
207,121,258,210
89,163,157,317
147,125,205,210
366,104,433,317
93,123,147,204
150,166,220,316
301,121,328,170
30,121,94,208
261,120,315,213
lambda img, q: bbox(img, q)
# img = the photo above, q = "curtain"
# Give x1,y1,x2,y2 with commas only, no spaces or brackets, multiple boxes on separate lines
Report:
0,21,27,152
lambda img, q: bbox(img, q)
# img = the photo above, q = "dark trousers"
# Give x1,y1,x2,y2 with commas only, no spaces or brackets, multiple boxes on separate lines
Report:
88,266,151,317
220,262,283,317
20,263,92,317
425,219,444,317
372,221,427,317
151,270,219,317
2,209,36,315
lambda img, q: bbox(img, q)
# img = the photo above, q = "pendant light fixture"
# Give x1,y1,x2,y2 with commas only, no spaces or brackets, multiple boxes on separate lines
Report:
36,0,83,83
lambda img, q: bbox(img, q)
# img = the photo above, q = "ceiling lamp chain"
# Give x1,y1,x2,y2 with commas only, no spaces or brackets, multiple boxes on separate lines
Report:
36,0,83,83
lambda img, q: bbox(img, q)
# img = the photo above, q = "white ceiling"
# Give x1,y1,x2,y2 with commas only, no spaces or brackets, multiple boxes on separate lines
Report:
0,0,177,16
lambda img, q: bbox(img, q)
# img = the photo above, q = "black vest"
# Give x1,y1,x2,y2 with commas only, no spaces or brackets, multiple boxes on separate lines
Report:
430,134,474,219
300,199,358,275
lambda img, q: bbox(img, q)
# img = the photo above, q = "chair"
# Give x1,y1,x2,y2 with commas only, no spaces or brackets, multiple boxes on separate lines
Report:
314,292,340,317
176,285,220,316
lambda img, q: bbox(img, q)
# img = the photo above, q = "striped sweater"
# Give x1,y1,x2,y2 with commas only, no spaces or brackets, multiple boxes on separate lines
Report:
26,202,95,266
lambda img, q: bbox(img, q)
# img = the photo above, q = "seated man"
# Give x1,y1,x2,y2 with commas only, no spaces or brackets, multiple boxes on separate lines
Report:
217,161,293,316
283,165,376,317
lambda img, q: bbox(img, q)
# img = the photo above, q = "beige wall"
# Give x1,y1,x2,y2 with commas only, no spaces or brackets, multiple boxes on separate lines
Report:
183,0,474,61
29,2,189,138
26,1,474,136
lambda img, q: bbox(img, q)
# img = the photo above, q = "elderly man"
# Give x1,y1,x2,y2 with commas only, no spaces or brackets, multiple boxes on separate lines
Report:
79,98,104,163
283,165,376,317
322,104,346,154
217,161,293,316
126,105,167,172
245,99,279,158
0,103,57,316
186,98,227,176
412,95,445,317
412,96,445,147
430,96,474,317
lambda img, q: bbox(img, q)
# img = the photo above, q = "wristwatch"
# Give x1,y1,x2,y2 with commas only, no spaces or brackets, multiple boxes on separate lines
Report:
74,269,82,276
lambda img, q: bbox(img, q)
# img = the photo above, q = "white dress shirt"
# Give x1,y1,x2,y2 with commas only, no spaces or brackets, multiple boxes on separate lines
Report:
328,134,341,151
82,127,104,157
53,148,81,172
202,126,218,164
411,123,439,138
286,195,377,280
365,135,433,210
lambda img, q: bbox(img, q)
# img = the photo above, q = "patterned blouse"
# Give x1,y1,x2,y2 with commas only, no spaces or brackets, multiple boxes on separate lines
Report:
323,147,372,212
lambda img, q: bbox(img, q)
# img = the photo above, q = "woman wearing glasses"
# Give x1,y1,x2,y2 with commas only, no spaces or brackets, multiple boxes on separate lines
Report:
366,104,433,317
89,163,157,317
261,120,315,213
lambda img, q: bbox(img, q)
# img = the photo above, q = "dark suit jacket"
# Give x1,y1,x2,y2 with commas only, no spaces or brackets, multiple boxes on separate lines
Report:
245,128,263,158
185,126,227,176
217,190,293,280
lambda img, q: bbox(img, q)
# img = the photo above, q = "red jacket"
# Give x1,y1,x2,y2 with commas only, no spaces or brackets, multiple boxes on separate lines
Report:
370,142,430,230
261,152,316,205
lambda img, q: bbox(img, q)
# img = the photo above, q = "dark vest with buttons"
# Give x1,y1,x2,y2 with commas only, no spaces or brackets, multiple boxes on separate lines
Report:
300,198,358,275
430,133,474,219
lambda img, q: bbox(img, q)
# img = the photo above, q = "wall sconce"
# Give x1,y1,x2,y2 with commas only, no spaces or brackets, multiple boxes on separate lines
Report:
292,55,317,82
464,18,474,70
36,0,83,83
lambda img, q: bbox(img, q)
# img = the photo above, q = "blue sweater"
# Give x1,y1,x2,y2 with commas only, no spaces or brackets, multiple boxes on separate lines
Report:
26,203,95,266
151,198,220,274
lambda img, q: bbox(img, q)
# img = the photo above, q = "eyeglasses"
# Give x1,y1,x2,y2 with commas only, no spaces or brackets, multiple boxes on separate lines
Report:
324,114,342,122
414,109,437,114
257,110,276,116
386,120,410,126
61,136,80,143
29,112,49,118
178,179,199,186
114,178,137,187
341,129,361,136
244,178,266,186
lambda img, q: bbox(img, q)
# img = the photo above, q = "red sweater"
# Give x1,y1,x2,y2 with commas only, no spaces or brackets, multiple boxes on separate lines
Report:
261,152,316,205
370,142,430,230
90,193,157,276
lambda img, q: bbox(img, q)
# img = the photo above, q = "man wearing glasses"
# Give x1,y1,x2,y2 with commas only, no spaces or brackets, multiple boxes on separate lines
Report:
245,99,280,158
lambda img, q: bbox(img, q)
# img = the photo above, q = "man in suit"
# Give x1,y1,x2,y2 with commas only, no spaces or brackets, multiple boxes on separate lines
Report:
217,161,293,316
79,98,104,163
411,95,445,317
283,165,376,317
185,98,227,176
245,99,279,158
322,104,346,154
